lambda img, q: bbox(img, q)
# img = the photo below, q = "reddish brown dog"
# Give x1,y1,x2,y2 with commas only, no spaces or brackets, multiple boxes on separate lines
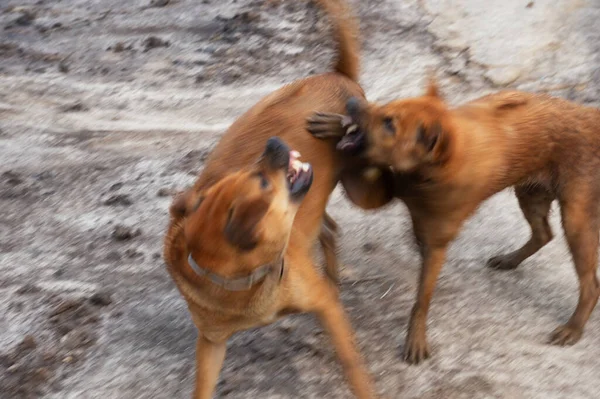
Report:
308,80,600,364
163,1,394,397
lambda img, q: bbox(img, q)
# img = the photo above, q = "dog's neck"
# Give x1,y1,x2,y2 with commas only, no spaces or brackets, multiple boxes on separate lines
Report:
187,253,285,291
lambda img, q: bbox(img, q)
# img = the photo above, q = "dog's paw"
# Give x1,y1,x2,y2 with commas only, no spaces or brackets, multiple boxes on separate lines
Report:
549,324,583,346
403,329,430,365
306,112,348,139
487,253,521,270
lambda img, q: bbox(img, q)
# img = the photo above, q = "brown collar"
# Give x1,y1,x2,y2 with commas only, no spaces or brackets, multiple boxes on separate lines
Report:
187,253,284,291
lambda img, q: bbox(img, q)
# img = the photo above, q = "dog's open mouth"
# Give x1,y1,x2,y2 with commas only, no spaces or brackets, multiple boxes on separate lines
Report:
337,117,366,155
287,150,313,198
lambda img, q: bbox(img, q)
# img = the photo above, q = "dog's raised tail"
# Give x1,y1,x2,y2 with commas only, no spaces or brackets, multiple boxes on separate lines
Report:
314,0,360,82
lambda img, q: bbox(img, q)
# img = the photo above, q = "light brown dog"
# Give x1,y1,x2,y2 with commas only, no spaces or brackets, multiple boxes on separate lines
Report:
162,1,395,397
308,80,600,364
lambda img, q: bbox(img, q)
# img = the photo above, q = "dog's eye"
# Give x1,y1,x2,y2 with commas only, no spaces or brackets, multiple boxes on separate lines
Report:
383,117,395,135
258,173,270,189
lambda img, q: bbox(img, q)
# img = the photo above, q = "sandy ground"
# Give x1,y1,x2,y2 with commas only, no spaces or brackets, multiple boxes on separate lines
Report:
1,0,600,398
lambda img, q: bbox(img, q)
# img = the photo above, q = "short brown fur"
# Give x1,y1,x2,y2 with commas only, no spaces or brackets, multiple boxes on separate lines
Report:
308,80,600,364
163,1,394,397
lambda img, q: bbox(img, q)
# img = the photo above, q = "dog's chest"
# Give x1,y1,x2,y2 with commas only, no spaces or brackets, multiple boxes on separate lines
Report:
191,300,285,341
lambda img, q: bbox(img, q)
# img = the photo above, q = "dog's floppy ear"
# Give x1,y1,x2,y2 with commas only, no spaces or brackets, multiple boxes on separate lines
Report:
416,121,443,153
340,164,395,210
170,189,204,219
224,197,269,251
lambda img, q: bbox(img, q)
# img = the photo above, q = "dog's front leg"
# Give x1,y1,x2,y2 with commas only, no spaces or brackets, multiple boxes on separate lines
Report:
306,112,348,139
194,335,227,399
404,243,448,364
315,295,376,399
299,264,375,398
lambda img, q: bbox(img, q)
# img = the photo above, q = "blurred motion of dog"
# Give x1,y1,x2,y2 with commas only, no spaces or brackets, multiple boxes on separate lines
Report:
162,0,396,397
308,79,600,364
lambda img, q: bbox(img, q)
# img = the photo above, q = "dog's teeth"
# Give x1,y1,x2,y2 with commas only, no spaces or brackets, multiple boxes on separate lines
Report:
346,124,358,134
291,150,301,159
292,159,303,172
301,163,310,172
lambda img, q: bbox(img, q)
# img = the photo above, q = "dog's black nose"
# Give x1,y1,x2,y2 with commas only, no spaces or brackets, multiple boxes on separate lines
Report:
263,137,290,169
346,97,362,118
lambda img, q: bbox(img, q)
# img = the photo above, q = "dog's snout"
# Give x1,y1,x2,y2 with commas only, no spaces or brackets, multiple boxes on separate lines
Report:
346,97,362,118
263,137,290,169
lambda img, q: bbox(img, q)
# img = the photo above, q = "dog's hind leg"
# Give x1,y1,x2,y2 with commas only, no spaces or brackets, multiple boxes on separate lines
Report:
550,190,600,345
319,212,340,284
488,185,554,270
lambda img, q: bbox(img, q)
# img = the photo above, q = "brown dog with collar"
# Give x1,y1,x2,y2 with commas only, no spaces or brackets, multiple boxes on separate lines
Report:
308,79,600,364
163,1,395,397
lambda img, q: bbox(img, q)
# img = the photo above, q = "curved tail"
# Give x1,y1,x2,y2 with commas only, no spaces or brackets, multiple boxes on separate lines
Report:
314,0,360,82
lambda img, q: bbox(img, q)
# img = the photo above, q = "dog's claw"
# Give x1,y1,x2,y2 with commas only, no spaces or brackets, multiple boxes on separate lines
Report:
549,324,582,346
307,113,347,139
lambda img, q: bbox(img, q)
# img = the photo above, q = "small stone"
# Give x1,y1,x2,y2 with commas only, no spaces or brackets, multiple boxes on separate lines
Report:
157,187,176,197
109,182,123,191
221,70,241,85
124,248,143,259
3,170,23,185
50,299,81,317
42,350,57,362
237,11,260,23
61,328,96,350
485,66,522,87
278,319,295,332
143,36,169,52
362,242,377,253
58,60,69,73
112,225,141,241
112,42,126,53
195,73,206,83
149,0,170,7
15,10,36,26
526,1,534,8
89,291,112,306
59,101,88,113
19,335,37,351
103,194,133,206
35,367,51,381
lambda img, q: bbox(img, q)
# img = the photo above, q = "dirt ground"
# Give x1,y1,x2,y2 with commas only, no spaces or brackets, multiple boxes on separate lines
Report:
1,0,600,398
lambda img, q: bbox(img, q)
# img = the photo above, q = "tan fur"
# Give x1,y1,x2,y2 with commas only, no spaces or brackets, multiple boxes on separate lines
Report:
333,83,600,364
163,1,392,397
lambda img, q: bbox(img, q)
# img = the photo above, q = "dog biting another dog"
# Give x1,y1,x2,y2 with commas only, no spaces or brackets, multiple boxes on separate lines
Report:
163,0,396,397
308,78,600,364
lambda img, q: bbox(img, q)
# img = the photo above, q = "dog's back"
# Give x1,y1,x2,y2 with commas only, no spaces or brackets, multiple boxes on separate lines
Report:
190,0,365,239
450,91,600,193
